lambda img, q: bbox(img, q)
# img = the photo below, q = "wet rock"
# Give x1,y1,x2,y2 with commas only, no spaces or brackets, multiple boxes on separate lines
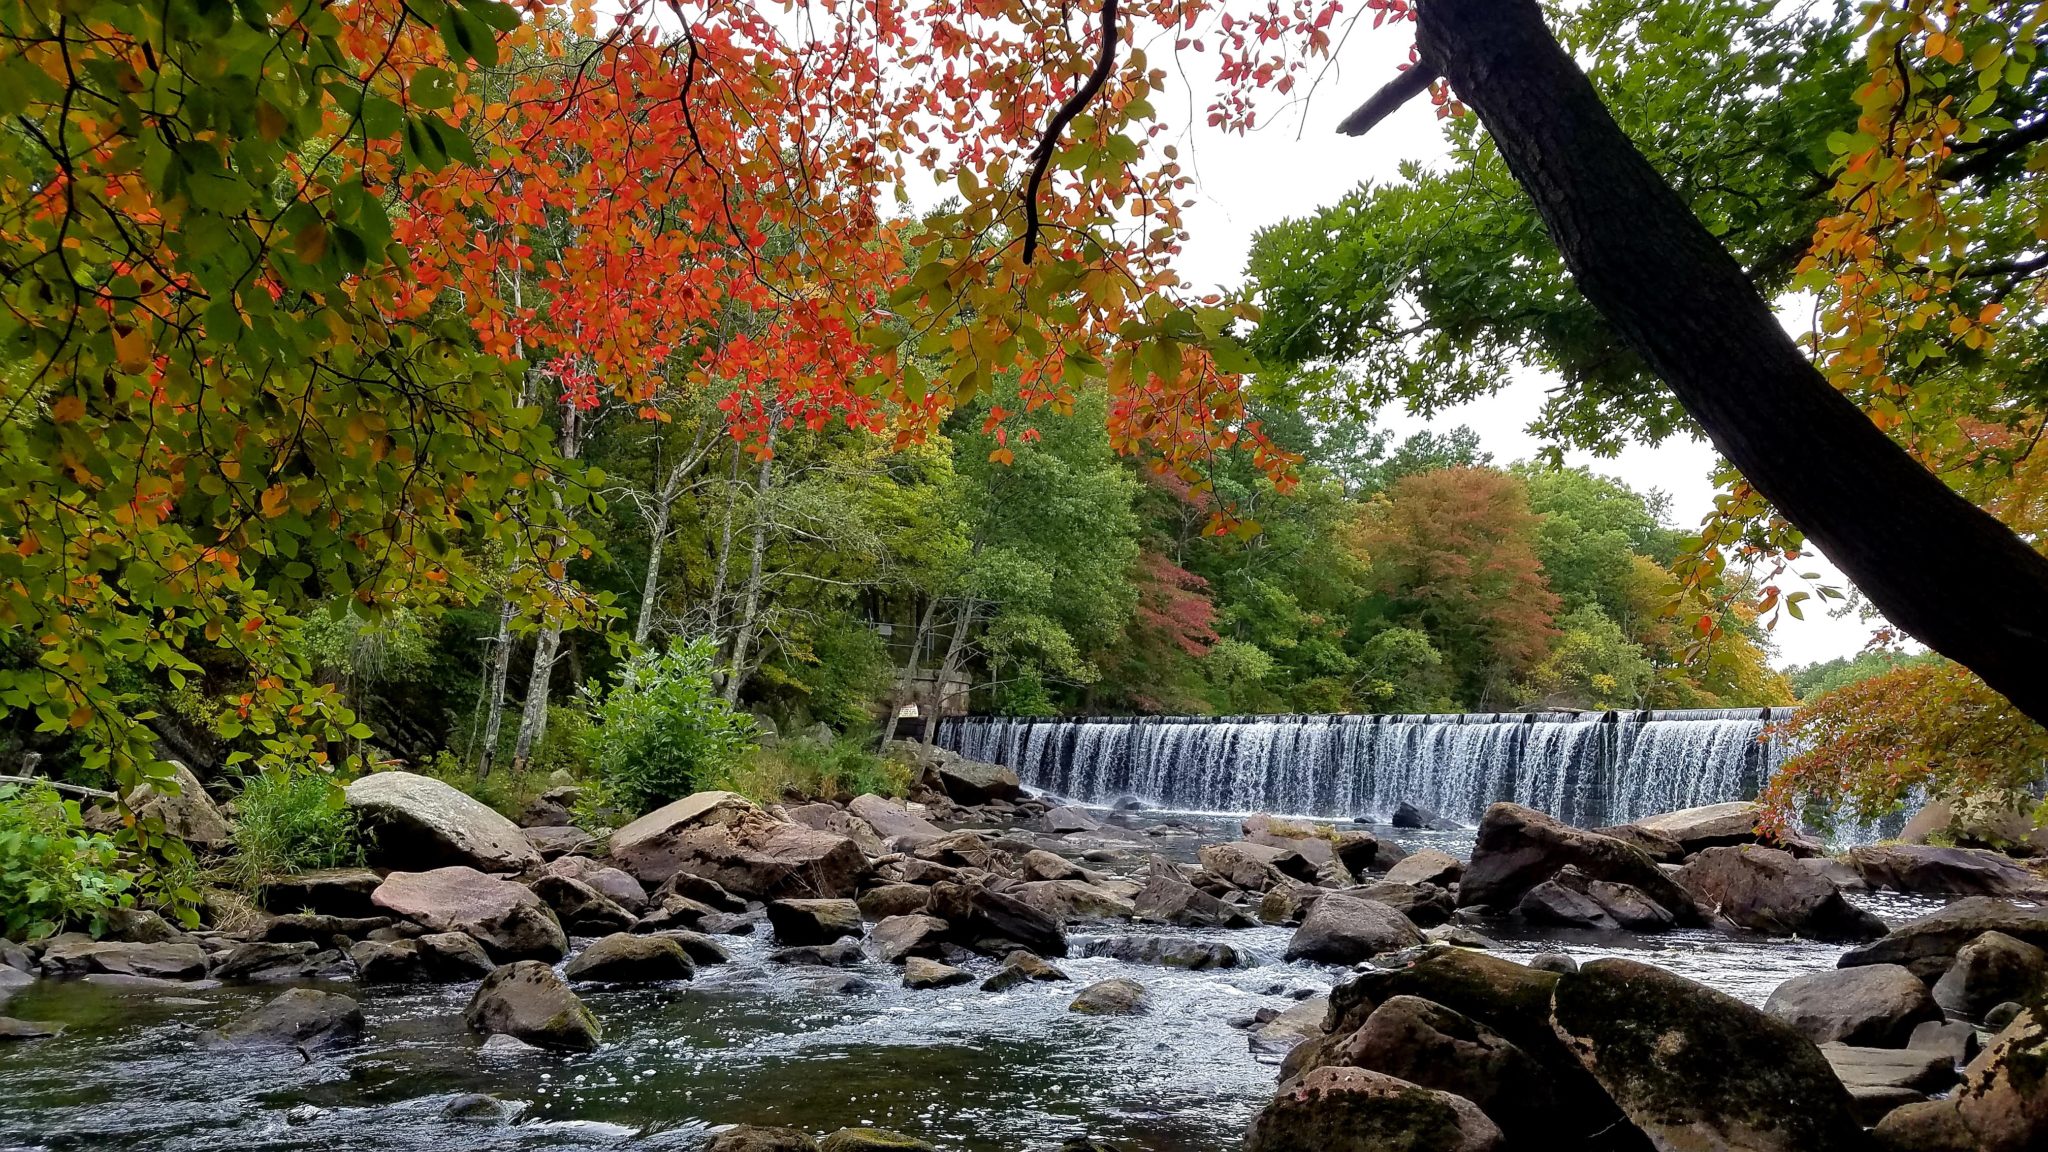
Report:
1391,801,1460,832
350,932,496,983
1525,952,1577,974
1423,925,1498,950
980,950,1068,991
612,798,870,900
39,936,208,980
1251,994,1332,1057
442,1093,525,1124
1330,995,1564,1147
464,960,601,1052
1071,935,1250,969
346,771,541,873
927,881,1067,957
531,874,638,936
708,1126,821,1152
1457,803,1696,922
770,938,866,967
1629,801,1767,855
1353,881,1456,928
901,957,972,989
1514,874,1618,930
2,938,32,973
924,754,1023,806
1583,879,1677,931
210,940,335,982
1673,845,1885,941
371,867,567,962
522,825,597,860
1246,1066,1504,1152
767,898,863,945
1931,930,2048,1021
1201,841,1318,892
1840,897,2048,982
655,869,749,912
1013,879,1135,923
257,868,384,918
218,988,364,1052
479,1033,544,1058
1986,1001,2023,1031
1132,858,1252,929
1871,1008,2046,1152
0,1015,62,1041
1549,957,1867,1152
1041,806,1102,834
1591,823,1687,865
1021,849,1085,883
1382,849,1464,888
1284,893,1424,965
870,914,950,963
1069,977,1149,1016
1764,964,1941,1047
640,930,730,967
0,966,32,1007
1908,1019,1981,1066
541,856,648,913
1821,1044,1958,1094
260,913,392,944
702,909,766,936
1844,844,2048,899
857,883,932,920
563,933,694,984
818,1129,937,1152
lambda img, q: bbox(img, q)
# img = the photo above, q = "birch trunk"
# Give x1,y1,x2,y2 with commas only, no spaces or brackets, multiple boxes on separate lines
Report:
722,415,780,705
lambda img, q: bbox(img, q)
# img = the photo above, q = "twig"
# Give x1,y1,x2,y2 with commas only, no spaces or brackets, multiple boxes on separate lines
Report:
1024,0,1120,264
0,775,117,799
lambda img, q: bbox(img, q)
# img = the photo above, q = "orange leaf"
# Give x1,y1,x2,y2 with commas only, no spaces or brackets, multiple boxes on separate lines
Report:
50,394,85,422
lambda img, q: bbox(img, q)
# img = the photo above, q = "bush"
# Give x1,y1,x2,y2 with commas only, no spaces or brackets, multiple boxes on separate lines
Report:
229,771,366,892
586,638,757,814
0,781,133,939
716,728,911,804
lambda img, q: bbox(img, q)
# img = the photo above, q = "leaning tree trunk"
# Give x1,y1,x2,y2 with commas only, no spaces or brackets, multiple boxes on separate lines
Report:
723,411,781,705
879,596,940,748
1404,0,2048,726
922,598,977,750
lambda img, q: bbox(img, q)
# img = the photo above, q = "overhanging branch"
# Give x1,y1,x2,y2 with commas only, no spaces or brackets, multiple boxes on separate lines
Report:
1336,65,1439,137
1023,0,1120,264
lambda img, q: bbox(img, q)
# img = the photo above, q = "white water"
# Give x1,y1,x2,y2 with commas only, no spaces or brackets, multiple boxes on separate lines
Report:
939,710,1790,828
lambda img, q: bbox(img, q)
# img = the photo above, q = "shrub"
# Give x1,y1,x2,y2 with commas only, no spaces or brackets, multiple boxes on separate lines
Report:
229,771,366,892
0,781,133,939
716,728,911,804
586,638,757,814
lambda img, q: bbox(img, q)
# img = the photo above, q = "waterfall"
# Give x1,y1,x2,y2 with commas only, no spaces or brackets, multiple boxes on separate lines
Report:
938,709,1791,828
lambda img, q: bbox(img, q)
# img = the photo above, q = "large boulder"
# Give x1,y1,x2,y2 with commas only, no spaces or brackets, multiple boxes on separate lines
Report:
563,933,695,984
531,874,638,936
1331,995,1565,1148
1931,930,2048,1022
1845,844,2048,899
926,881,1067,957
1457,803,1697,923
1132,858,1251,928
1284,893,1424,966
217,988,363,1052
925,753,1023,806
1629,801,1766,855
609,794,869,899
38,936,208,980
1013,879,1137,923
1550,957,1868,1152
849,794,947,847
1764,964,1941,1047
1591,823,1687,865
767,899,863,945
1384,849,1464,888
1200,841,1317,891
129,761,233,849
1871,1009,2046,1152
345,771,541,873
1245,1066,1505,1152
1673,845,1886,941
1391,802,1462,832
350,932,496,983
1839,897,2048,982
464,961,601,1052
371,867,567,962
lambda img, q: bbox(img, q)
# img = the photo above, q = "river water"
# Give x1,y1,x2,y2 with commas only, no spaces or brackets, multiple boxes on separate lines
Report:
0,809,1942,1152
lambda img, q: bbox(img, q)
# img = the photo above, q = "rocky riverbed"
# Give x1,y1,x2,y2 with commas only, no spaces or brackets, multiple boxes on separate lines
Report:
2,746,2045,1152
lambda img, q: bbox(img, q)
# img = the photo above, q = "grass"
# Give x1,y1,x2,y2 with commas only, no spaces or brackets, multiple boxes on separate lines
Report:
228,770,366,893
714,730,913,806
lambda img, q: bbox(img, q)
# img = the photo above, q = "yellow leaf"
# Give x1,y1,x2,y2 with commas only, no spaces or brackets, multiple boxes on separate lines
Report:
112,325,149,373
50,394,84,422
260,484,289,518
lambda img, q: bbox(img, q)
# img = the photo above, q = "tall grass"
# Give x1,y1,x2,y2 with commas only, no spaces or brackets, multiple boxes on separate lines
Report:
229,771,366,893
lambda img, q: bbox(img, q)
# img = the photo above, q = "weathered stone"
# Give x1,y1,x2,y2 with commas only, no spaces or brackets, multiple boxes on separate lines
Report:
635,894,716,933
211,940,331,982
371,867,567,962
1674,845,1886,941
1549,957,1867,1152
1332,995,1564,1148
350,932,495,983
0,966,32,1007
1069,977,1149,1016
870,914,950,963
1330,831,1382,878
531,873,638,936
1021,849,1085,883
1931,930,2048,1021
101,907,188,944
346,771,541,873
1284,893,1424,965
1630,801,1767,854
464,960,601,1051
1871,1009,2046,1152
708,1126,820,1152
541,856,648,913
0,1017,62,1041
1391,802,1462,832
563,933,694,983
522,826,598,860
1200,841,1318,892
1245,1066,1505,1152
912,830,1012,872
1041,806,1102,834
1514,874,1618,931
1383,849,1464,888
769,938,866,967
1354,881,1456,929
1764,964,1941,1047
257,868,384,918
1908,1019,1981,1066
1840,897,2048,982
925,754,1023,806
39,936,208,980
1012,879,1135,924
926,881,1067,957
1821,1044,1958,1094
655,869,749,911
818,1129,937,1152
1591,823,1687,865
130,761,233,848
1259,885,1316,926
259,913,392,944
1845,844,2048,899
980,950,1068,991
786,803,887,857
1457,803,1697,923
1132,858,1251,928
849,794,948,847
901,957,973,989
442,1094,525,1124
640,929,730,967
1071,935,1250,969
857,883,932,920
767,898,863,945
613,804,869,900
218,988,364,1051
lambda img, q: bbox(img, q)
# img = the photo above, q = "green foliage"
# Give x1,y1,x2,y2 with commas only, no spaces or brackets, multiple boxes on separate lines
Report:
1786,649,1940,700
1352,627,1450,713
717,729,912,804
1521,607,1657,710
586,638,758,813
0,781,133,940
228,771,365,893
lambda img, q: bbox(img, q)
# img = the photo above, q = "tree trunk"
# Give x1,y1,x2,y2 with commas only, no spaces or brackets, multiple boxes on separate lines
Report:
879,596,940,748
1409,0,2048,725
476,599,515,777
634,493,673,648
922,598,977,750
512,397,584,774
706,446,743,643
723,414,781,705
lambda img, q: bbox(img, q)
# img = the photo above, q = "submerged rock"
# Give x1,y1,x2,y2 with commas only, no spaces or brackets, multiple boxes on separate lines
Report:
464,961,601,1052
1763,964,1941,1047
564,933,694,983
371,867,567,962
1245,1066,1504,1152
0,1017,63,1041
1673,845,1885,941
1283,893,1424,965
218,988,364,1052
346,770,541,873
1069,978,1149,1016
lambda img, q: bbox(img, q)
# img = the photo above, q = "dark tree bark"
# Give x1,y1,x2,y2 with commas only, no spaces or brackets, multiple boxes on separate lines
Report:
1394,0,2048,726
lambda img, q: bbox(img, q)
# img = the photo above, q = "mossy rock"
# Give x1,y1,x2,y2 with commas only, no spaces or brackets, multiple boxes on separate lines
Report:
818,1129,936,1152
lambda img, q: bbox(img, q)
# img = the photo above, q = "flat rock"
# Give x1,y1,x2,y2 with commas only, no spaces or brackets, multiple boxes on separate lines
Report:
1245,1066,1504,1152
1284,892,1423,965
218,988,364,1052
1844,844,2048,899
371,867,567,962
564,933,694,983
39,937,208,980
1630,801,1766,854
767,898,863,945
1674,845,1885,941
901,957,972,989
1069,977,1149,1016
1383,849,1464,888
346,771,541,873
1820,1043,1958,1093
464,960,601,1051
1764,963,1941,1047
849,794,947,845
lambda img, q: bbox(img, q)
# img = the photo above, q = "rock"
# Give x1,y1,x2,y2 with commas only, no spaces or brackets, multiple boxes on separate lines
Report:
1525,952,1578,974
818,1129,937,1152
1331,995,1564,1148
518,786,583,829
210,940,334,982
702,909,765,936
849,794,947,845
1673,845,1885,941
2,938,32,973
926,754,1024,805
1071,935,1249,969
464,960,601,1052
1871,1009,2046,1152
1251,995,1332,1057
1582,879,1677,931
1457,802,1697,922
1908,1019,1981,1066
1849,1085,1931,1129
1201,841,1317,891
1845,844,2048,899
636,894,716,933
767,898,863,945
912,830,1011,872
1513,874,1617,930
1821,1044,1958,1093
346,771,541,873
541,856,648,913
1549,957,1867,1152
0,1017,62,1041
642,930,731,967
787,802,887,857
769,938,866,967
1630,801,1767,854
531,874,638,936
1330,831,1381,878
1041,806,1103,834
442,1093,525,1124
1284,893,1424,965
1764,964,1942,1047
0,966,32,1007
901,957,972,989
1840,897,2048,982
218,988,364,1051
857,883,932,921
1259,885,1316,926
1353,881,1456,928
1424,925,1499,950
260,913,392,944
1132,858,1251,929
479,1033,543,1057
708,1126,820,1152
1383,849,1464,888
1069,977,1149,1016
257,868,384,918
1021,849,1085,883
611,797,869,900
129,761,233,848
980,950,1068,991
926,881,1067,957
523,826,598,860
563,933,694,983
1591,823,1687,865
656,870,749,912
1931,930,2048,1021
350,932,496,983
372,867,567,962
869,914,951,963
1013,879,1136,924
1986,1001,2024,1031
101,907,188,944
1246,1066,1505,1152
1391,801,1460,831
38,936,208,980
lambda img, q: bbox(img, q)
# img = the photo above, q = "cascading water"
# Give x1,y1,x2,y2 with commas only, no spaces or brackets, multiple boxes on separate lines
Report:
938,709,1792,828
